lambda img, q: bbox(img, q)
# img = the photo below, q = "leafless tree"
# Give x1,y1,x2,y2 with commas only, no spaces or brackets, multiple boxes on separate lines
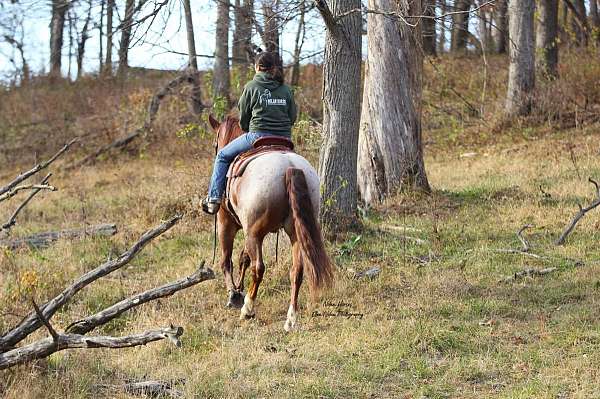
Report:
233,0,255,65
451,0,471,53
213,0,231,101
76,0,93,79
104,0,114,75
183,0,205,114
358,0,429,206
290,0,307,86
315,0,363,231
505,0,535,116
422,0,436,55
493,0,507,53
50,0,70,78
117,0,136,79
536,0,559,79
261,0,280,53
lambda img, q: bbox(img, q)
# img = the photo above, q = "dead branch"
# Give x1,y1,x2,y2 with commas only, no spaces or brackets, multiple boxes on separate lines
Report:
0,215,181,352
517,224,533,252
95,380,184,398
0,139,76,197
66,261,214,335
1,174,53,232
500,267,557,283
67,69,203,169
555,178,600,245
0,184,56,203
0,223,117,250
0,325,183,370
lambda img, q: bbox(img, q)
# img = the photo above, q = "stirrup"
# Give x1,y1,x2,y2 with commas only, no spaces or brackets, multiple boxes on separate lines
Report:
202,197,221,215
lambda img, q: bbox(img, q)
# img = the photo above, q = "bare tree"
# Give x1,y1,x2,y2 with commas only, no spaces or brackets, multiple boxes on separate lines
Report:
103,0,114,75
536,0,559,79
183,0,205,114
358,0,429,206
1,11,30,83
290,0,307,86
76,0,93,79
437,0,446,53
117,0,135,79
591,0,600,40
261,0,280,53
98,0,104,71
233,0,255,65
422,0,436,55
493,0,508,53
505,0,535,116
571,0,587,46
451,0,471,53
314,0,362,231
50,0,69,78
213,0,231,101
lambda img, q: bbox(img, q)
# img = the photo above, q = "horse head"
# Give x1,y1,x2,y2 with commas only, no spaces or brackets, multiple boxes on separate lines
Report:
208,114,244,151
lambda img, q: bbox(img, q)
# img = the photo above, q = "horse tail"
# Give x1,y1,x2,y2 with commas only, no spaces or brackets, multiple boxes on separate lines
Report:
285,167,334,299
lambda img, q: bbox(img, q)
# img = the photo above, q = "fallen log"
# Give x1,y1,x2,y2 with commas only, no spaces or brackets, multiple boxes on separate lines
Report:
500,267,558,283
0,223,117,250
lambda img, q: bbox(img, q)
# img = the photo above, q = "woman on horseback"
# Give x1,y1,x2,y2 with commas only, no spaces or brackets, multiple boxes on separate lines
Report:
202,52,298,215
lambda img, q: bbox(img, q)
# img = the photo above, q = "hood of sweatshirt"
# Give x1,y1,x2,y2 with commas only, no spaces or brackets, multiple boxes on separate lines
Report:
253,71,282,90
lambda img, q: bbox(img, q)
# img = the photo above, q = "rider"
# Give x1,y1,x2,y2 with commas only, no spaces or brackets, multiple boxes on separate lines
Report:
202,52,298,215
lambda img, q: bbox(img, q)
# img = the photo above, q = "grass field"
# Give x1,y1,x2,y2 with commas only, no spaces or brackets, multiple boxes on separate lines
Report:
2,52,600,398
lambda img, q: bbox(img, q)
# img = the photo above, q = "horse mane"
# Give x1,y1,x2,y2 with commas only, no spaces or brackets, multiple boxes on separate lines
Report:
220,114,243,146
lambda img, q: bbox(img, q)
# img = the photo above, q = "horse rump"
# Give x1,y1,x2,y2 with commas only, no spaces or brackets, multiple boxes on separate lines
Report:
285,167,334,299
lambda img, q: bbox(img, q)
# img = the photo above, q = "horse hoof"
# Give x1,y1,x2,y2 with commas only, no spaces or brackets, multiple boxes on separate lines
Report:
226,291,244,309
240,312,255,320
284,320,297,332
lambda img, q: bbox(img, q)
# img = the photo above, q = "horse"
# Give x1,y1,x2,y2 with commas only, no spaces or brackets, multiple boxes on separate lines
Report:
207,114,334,332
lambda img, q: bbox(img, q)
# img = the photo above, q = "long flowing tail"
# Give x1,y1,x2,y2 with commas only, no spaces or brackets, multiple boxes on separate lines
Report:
285,168,334,299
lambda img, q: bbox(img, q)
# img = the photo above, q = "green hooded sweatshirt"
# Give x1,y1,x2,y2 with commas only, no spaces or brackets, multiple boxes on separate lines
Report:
238,72,297,136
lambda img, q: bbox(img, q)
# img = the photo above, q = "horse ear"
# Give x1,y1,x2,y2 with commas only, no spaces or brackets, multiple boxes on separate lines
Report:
208,114,220,132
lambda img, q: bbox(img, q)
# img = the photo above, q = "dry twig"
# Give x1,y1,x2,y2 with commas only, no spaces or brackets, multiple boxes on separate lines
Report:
1,173,53,232
556,178,600,245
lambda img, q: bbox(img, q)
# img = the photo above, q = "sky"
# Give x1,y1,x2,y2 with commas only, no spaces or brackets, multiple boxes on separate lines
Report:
0,0,327,81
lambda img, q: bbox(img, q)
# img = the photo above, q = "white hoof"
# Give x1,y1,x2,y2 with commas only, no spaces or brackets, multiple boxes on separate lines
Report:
283,305,298,332
240,295,255,320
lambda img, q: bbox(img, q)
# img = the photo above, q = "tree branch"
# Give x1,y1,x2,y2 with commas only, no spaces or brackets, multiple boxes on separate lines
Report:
314,0,337,31
0,215,182,352
1,173,53,232
0,139,76,198
66,261,214,335
0,184,56,203
556,178,600,245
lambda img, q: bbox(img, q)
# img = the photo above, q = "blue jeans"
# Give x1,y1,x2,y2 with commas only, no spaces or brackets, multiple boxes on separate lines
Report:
208,131,284,201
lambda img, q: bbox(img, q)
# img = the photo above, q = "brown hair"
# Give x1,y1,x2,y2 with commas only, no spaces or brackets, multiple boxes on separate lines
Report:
255,51,284,84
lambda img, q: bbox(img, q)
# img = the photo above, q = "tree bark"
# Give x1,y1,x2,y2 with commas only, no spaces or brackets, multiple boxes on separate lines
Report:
505,0,535,116
437,0,446,53
536,0,559,79
103,0,114,76
76,0,93,79
213,0,231,101
591,0,600,35
422,0,437,55
233,0,255,65
183,0,204,114
451,0,471,53
290,0,307,86
50,0,69,78
117,0,135,79
571,0,588,45
315,0,362,231
358,0,429,206
261,0,280,53
493,0,508,53
99,0,104,72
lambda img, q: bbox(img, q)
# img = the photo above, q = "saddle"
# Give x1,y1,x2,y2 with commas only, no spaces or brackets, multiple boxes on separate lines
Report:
223,136,295,225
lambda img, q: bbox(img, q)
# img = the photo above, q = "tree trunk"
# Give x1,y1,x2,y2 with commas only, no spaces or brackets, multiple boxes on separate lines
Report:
451,0,471,53
50,0,69,78
261,0,280,53
117,0,135,79
493,0,508,53
213,0,231,101
233,0,255,65
76,1,93,79
99,0,104,72
505,0,535,116
422,0,437,55
315,0,362,231
183,0,204,114
437,0,446,53
358,0,429,206
104,0,114,76
536,0,559,79
290,0,306,86
571,0,588,46
591,0,600,33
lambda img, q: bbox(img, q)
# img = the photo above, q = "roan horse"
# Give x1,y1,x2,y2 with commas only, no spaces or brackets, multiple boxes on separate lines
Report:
207,114,334,331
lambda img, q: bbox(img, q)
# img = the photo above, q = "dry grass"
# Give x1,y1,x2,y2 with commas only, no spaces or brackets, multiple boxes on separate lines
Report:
1,50,600,398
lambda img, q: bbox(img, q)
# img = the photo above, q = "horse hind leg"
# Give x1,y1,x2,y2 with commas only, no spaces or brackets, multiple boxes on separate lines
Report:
284,239,303,332
240,235,265,320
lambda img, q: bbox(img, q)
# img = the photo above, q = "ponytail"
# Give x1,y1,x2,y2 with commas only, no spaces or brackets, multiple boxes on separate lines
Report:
256,52,285,84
